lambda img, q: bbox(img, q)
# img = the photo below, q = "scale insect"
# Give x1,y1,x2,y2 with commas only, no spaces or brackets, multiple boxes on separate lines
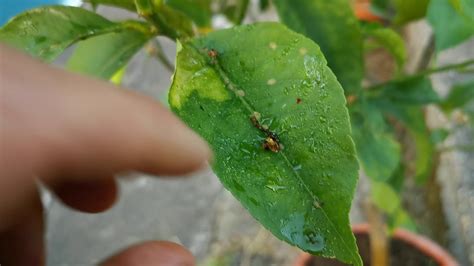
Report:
250,113,281,153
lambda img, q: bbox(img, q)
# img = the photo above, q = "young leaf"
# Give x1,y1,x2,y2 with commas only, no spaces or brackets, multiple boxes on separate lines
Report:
362,23,406,70
169,23,361,266
67,27,151,80
350,103,401,182
0,6,120,62
440,80,474,113
393,0,429,25
427,0,474,51
273,0,364,93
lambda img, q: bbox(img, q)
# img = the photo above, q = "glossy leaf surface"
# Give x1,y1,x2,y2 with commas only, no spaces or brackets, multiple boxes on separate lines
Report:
0,6,123,62
273,0,364,93
169,23,361,265
67,27,151,80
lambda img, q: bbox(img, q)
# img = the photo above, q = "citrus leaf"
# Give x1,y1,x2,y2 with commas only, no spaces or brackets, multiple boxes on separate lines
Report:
350,103,401,182
222,0,250,25
86,0,136,11
373,100,435,183
393,0,429,25
427,0,474,51
362,23,406,70
67,27,151,80
166,0,212,27
273,0,364,93
440,80,474,113
371,77,440,105
0,6,121,62
169,23,361,266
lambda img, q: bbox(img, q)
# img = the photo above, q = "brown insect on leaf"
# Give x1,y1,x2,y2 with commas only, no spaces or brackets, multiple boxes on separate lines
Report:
207,49,218,58
263,135,281,153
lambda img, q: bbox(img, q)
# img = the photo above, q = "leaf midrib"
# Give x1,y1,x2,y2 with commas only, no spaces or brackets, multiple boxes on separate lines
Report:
188,43,358,264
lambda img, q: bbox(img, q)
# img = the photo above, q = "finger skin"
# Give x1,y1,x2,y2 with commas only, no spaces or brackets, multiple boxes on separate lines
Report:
100,241,195,266
0,45,211,228
52,177,118,213
0,190,44,266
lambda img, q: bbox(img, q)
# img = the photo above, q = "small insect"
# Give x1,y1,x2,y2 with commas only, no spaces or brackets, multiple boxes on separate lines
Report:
296,98,302,104
207,49,218,58
263,135,281,153
250,113,281,153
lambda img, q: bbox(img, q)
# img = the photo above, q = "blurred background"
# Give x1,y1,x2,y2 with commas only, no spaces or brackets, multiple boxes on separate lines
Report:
1,0,473,265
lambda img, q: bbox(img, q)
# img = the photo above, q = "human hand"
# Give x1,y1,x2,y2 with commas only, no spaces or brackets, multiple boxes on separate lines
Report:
0,45,211,265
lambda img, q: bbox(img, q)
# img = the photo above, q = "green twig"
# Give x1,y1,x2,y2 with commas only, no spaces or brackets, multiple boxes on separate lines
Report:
367,59,474,90
148,39,175,72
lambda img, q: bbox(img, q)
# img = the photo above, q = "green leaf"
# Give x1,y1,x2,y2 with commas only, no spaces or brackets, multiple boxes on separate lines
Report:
427,0,474,51
362,23,406,70
86,0,136,11
67,27,151,80
273,0,364,93
373,100,435,183
222,0,250,25
372,181,416,232
350,103,401,182
440,80,474,112
169,23,361,266
372,181,401,214
371,77,440,105
134,0,193,39
393,0,430,24
259,0,270,11
0,6,122,62
431,128,450,144
166,0,212,27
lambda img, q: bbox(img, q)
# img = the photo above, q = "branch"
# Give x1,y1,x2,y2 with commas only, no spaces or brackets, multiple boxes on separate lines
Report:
367,59,474,90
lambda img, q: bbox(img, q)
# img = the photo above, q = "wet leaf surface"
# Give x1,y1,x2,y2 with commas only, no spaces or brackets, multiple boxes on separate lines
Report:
169,23,361,265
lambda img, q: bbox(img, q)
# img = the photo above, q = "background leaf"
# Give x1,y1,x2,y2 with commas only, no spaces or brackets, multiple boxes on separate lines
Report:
393,0,429,25
350,103,401,182
87,0,136,11
362,23,406,70
273,0,364,93
0,6,120,61
166,0,212,27
427,0,474,51
169,23,361,265
440,80,474,113
67,27,151,80
370,77,440,105
221,0,250,25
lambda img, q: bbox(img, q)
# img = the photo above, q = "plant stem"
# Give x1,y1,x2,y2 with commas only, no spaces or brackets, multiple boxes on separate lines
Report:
135,0,179,39
366,201,389,266
148,39,175,72
367,59,474,90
